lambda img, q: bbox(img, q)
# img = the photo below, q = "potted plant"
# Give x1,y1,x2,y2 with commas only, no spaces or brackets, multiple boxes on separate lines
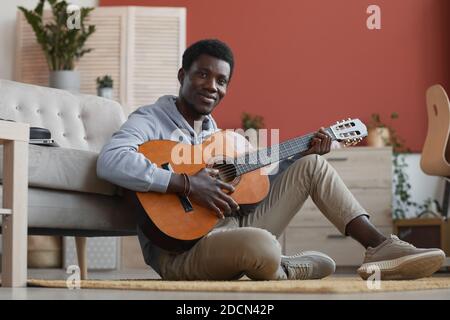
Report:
96,75,113,99
366,113,412,218
240,112,265,146
366,113,396,147
18,0,96,92
242,112,265,131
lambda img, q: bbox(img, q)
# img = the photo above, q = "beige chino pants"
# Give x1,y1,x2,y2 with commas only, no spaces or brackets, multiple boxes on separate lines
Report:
157,154,369,280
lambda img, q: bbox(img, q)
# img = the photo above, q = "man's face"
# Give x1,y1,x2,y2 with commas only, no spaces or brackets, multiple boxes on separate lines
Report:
178,54,231,115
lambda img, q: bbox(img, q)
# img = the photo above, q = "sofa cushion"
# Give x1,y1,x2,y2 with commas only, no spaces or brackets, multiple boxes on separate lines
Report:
0,144,119,196
0,186,136,235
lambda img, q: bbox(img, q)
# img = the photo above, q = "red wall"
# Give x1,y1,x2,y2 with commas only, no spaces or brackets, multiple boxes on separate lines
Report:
101,0,450,152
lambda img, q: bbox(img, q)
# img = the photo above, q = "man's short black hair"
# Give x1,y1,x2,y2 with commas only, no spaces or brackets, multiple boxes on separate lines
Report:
182,39,234,78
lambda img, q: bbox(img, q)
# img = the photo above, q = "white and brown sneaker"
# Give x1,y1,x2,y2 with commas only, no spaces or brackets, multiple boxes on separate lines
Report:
357,235,445,280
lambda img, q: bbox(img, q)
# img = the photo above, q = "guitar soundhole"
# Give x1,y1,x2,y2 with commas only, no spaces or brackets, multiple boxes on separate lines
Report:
212,163,237,183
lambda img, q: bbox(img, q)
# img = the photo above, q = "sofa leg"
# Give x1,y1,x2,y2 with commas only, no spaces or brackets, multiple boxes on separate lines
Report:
75,237,88,280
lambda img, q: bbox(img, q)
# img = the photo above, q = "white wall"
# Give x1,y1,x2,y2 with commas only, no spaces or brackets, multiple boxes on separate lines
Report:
0,0,98,80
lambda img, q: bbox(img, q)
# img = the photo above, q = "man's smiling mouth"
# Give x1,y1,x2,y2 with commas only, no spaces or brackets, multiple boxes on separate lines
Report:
198,93,217,103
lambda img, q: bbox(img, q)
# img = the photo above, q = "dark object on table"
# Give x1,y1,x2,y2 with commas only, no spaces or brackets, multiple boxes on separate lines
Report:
29,127,58,147
0,118,58,146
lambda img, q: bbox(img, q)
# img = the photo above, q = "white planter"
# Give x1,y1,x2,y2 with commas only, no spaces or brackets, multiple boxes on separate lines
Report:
367,127,390,147
97,87,113,99
49,70,80,93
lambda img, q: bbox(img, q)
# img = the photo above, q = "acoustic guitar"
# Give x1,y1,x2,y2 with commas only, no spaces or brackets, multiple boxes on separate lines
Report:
133,118,367,252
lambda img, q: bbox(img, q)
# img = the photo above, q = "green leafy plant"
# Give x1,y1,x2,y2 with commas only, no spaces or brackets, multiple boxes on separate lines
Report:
368,112,397,128
241,112,265,130
96,75,113,89
393,154,416,219
18,0,96,71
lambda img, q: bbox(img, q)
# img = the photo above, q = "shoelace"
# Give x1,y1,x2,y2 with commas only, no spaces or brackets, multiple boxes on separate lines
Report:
281,250,320,259
282,252,307,259
390,235,416,248
282,261,312,280
365,236,417,260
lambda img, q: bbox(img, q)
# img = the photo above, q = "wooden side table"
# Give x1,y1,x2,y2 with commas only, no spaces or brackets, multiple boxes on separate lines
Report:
394,218,450,255
0,120,29,287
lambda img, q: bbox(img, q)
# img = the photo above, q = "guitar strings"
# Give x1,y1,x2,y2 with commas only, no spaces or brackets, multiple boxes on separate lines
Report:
210,143,312,180
193,129,336,180
210,138,312,179
185,127,359,181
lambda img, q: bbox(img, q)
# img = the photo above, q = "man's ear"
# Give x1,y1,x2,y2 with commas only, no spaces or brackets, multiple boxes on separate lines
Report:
177,68,185,85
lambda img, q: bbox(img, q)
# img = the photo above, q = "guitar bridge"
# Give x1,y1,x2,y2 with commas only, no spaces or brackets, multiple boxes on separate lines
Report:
161,163,193,213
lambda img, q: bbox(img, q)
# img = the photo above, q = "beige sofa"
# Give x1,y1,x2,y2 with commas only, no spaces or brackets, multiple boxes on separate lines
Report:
0,79,137,279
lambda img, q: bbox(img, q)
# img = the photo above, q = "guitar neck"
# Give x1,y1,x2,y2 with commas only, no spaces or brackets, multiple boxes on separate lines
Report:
234,127,335,176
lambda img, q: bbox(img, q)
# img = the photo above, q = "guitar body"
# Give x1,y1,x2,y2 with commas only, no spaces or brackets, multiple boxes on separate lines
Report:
136,130,270,251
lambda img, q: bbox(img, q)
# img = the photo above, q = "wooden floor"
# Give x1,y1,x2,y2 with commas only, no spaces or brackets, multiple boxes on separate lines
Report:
0,268,449,300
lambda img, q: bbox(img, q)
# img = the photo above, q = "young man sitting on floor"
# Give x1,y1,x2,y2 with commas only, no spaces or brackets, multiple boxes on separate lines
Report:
97,39,445,281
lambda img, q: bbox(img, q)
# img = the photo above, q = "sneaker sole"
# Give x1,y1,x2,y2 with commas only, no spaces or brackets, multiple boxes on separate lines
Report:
357,250,445,280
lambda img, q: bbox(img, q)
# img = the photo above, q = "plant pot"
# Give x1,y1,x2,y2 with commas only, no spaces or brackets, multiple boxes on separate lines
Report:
27,235,62,268
367,127,391,147
97,87,113,99
49,70,80,93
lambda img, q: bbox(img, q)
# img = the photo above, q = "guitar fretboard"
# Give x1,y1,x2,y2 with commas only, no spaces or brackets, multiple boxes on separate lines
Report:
233,127,335,176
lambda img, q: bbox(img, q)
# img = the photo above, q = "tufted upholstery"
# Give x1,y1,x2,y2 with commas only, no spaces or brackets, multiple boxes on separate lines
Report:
0,80,137,236
0,79,126,152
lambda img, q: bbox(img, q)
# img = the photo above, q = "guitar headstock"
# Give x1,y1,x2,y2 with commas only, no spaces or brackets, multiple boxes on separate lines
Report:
328,118,368,147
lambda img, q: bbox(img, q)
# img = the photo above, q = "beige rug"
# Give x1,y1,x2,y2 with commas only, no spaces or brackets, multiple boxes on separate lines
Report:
27,276,450,294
